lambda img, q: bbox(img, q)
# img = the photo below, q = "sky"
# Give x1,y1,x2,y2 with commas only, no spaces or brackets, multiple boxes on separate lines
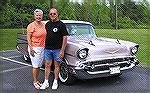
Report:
70,0,150,4
134,0,150,2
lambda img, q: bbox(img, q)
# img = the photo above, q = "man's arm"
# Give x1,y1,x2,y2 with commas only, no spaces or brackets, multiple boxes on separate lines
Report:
59,36,67,58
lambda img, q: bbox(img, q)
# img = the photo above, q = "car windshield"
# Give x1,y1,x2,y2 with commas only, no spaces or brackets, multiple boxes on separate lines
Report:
65,23,95,36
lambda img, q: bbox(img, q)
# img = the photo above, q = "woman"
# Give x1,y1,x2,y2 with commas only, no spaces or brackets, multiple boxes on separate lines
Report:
27,9,46,89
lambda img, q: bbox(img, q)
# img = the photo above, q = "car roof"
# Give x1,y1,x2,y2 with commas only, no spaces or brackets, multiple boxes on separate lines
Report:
42,20,92,25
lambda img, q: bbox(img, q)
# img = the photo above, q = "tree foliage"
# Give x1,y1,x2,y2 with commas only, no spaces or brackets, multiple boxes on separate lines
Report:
0,0,150,29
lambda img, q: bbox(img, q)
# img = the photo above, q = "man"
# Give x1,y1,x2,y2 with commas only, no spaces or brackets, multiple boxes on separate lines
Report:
40,8,68,90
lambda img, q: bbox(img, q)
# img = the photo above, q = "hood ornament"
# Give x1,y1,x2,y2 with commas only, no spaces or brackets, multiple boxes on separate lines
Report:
89,40,95,46
116,39,121,44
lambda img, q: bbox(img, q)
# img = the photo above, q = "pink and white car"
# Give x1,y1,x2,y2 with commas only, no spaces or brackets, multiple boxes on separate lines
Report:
16,20,139,84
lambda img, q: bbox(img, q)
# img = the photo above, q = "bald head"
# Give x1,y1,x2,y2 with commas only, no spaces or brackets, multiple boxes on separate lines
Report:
50,8,58,13
49,8,58,22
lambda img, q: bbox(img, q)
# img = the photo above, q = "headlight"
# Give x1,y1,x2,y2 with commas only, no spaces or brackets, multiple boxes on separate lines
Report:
131,46,138,55
77,49,88,59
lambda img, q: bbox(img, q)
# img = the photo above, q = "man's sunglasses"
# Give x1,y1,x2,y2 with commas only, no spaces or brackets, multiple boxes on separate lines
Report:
50,13,56,15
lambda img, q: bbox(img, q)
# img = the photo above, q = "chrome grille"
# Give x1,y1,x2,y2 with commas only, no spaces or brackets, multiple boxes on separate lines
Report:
84,58,129,66
83,57,132,72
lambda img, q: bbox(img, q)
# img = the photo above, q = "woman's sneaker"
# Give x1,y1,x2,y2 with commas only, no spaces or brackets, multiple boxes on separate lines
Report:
33,82,41,89
40,82,49,90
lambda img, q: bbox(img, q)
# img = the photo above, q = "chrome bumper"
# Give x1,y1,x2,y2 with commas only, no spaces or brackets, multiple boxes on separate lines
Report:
72,56,139,79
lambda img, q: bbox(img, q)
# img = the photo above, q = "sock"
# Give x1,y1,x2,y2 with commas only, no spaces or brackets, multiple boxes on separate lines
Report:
44,79,48,83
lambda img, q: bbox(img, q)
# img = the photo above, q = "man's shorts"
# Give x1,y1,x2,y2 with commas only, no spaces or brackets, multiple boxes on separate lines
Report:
28,46,44,68
44,49,62,62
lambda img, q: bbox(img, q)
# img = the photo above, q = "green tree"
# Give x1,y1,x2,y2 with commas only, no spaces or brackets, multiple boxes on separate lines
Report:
1,0,150,29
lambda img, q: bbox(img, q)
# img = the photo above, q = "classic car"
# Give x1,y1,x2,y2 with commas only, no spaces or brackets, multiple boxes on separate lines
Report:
16,20,139,84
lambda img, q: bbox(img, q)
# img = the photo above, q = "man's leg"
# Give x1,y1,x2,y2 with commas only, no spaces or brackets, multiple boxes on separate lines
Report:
45,60,52,80
52,61,60,90
54,61,60,80
51,49,62,90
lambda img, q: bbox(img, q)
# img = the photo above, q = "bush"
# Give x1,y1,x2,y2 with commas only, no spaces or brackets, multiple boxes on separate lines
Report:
117,17,137,29
95,24,113,29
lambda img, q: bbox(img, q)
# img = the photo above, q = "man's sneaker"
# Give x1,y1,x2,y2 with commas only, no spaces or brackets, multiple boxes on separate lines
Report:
40,82,49,90
52,82,58,90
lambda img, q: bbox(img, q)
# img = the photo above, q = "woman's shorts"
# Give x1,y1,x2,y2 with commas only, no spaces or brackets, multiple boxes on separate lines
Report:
28,46,45,68
44,49,62,62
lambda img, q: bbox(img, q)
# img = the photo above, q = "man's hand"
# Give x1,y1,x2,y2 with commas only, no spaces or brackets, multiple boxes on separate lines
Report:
59,50,64,58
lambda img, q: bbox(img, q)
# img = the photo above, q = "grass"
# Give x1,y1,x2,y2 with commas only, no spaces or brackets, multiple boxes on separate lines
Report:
0,29,26,50
0,28,149,67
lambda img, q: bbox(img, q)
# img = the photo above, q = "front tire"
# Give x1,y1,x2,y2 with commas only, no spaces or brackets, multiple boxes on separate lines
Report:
59,60,77,85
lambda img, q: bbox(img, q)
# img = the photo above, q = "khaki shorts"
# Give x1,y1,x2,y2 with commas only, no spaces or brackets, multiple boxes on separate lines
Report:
28,46,45,68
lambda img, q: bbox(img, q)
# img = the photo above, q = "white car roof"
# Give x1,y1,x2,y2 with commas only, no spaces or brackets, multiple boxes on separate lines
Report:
42,20,92,25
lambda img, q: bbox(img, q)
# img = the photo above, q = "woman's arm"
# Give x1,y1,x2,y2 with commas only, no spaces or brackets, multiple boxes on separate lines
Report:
27,32,36,57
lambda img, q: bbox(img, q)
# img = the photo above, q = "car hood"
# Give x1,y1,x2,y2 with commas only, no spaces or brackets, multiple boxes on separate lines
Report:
67,35,131,58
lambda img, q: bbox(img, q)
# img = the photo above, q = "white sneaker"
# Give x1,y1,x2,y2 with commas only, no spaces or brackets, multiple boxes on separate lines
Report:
40,82,49,90
52,82,58,90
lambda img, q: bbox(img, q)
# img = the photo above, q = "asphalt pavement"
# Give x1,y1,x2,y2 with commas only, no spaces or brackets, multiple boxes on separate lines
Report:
0,50,150,93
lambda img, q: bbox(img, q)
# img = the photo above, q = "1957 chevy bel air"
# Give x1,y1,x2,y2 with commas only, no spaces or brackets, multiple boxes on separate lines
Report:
16,20,139,84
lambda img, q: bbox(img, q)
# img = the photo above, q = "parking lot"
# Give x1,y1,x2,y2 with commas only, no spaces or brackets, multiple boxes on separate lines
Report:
0,50,150,93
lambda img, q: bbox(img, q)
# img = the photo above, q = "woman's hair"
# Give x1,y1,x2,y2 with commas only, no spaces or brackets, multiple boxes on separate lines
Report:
34,9,43,16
